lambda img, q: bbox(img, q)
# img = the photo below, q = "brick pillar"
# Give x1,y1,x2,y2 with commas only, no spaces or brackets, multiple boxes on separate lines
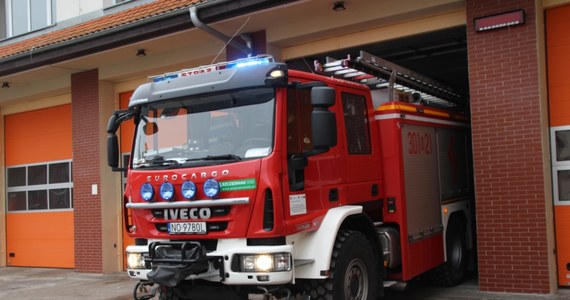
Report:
466,0,554,293
226,30,267,61
71,69,103,273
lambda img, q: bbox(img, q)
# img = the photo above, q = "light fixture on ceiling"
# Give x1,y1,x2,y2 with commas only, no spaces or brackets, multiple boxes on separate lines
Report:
136,49,147,57
333,1,346,11
1,82,10,88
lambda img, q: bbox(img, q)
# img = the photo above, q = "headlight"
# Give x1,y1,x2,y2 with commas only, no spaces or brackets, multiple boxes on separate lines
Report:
181,181,197,199
126,252,146,269
160,182,174,201
237,253,291,272
203,179,220,198
140,183,154,201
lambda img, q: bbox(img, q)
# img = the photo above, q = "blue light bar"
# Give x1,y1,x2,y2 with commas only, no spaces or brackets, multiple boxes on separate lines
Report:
148,55,274,83
152,73,179,83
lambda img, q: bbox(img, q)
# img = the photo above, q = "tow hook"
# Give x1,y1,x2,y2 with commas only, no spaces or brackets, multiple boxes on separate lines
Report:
133,280,157,300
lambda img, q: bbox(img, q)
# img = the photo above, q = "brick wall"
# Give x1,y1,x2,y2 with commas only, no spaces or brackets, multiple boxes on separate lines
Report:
71,69,103,273
226,30,267,61
466,0,551,293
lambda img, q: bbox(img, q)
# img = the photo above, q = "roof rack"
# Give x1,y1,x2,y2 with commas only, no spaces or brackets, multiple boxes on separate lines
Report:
315,51,467,110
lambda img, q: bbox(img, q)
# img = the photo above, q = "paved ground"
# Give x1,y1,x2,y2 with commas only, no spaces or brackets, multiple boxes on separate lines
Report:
0,267,568,300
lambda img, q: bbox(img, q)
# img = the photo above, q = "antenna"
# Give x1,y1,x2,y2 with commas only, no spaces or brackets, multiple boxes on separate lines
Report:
210,16,252,64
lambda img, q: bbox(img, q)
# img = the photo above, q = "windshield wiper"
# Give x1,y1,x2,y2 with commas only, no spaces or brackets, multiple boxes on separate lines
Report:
161,154,242,167
140,155,180,168
203,154,242,161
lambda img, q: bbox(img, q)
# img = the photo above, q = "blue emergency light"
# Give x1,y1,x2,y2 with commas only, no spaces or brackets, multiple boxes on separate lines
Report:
150,55,273,83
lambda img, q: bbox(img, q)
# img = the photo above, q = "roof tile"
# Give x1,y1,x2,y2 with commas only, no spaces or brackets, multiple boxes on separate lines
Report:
0,0,201,60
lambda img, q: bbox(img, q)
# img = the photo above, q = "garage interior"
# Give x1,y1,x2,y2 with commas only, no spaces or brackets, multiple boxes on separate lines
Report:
287,26,469,104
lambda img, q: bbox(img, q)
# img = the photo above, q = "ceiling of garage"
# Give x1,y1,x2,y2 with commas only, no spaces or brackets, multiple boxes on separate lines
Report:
286,26,469,97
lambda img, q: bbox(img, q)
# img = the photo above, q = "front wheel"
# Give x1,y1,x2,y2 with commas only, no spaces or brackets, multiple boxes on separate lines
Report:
158,286,185,300
305,230,378,300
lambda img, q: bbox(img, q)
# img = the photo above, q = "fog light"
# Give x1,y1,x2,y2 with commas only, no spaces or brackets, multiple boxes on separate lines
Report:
126,252,146,269
238,253,291,272
255,255,273,272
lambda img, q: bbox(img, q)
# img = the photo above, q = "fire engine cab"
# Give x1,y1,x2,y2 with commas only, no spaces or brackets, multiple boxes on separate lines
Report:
107,51,473,300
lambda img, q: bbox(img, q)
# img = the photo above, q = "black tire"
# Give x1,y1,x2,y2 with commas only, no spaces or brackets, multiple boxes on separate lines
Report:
304,230,378,300
428,220,467,287
158,285,185,300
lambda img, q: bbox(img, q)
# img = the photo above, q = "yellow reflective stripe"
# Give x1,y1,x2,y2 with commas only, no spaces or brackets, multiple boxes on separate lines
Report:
376,103,415,113
376,102,450,118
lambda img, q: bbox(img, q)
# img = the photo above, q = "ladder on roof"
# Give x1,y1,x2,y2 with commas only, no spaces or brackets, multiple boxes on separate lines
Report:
315,51,467,110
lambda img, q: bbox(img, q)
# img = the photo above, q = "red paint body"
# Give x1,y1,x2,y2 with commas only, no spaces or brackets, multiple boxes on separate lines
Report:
124,67,470,282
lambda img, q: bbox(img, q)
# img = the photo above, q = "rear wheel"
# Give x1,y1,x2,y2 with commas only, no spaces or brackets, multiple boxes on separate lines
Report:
428,219,467,287
305,230,378,300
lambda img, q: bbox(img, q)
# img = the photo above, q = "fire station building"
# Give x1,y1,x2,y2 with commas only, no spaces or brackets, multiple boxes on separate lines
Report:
0,0,569,295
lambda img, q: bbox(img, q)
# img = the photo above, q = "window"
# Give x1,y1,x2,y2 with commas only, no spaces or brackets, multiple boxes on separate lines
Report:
103,0,132,8
551,126,570,204
555,130,570,162
342,93,371,154
557,170,570,202
286,88,314,155
6,160,73,212
2,0,53,38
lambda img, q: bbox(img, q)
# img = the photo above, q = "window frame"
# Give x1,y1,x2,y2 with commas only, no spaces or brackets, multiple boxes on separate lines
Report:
341,92,372,155
551,125,570,205
4,0,53,38
6,160,73,212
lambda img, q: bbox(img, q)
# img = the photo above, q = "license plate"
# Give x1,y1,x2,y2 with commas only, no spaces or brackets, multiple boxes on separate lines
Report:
167,222,207,234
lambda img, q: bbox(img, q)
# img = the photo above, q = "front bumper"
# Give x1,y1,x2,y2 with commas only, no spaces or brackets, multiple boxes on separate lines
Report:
126,239,294,286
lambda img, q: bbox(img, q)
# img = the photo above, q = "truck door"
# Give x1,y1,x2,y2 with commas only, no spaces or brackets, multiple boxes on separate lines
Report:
337,89,382,211
284,86,343,219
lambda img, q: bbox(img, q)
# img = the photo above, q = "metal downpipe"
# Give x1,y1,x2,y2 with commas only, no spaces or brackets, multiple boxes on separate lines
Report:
189,5,252,56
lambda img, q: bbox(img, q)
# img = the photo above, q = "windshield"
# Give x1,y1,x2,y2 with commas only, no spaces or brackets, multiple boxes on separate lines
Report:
132,88,275,169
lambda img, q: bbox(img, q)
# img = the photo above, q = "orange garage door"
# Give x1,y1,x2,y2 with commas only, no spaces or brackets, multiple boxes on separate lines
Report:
4,104,74,268
548,4,570,286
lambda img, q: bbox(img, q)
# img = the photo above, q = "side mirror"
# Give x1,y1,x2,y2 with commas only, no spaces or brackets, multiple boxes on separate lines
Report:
143,121,159,135
106,110,133,171
311,86,337,149
107,134,119,168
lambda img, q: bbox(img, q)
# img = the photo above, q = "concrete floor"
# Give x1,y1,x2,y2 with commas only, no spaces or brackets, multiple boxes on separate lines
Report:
0,267,568,300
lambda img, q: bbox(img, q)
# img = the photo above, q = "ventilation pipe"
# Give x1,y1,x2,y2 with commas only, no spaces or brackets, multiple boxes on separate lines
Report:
189,5,252,56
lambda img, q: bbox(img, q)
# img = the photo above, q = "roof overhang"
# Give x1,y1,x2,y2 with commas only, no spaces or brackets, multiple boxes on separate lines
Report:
0,0,296,78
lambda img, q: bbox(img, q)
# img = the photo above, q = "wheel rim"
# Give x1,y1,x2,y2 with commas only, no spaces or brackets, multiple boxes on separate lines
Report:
344,258,369,300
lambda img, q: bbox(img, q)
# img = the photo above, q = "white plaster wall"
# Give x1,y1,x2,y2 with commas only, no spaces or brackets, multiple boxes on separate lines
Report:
55,0,103,22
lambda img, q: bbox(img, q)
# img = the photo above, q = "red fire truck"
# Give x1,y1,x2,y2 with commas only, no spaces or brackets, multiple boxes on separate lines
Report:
107,51,473,300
